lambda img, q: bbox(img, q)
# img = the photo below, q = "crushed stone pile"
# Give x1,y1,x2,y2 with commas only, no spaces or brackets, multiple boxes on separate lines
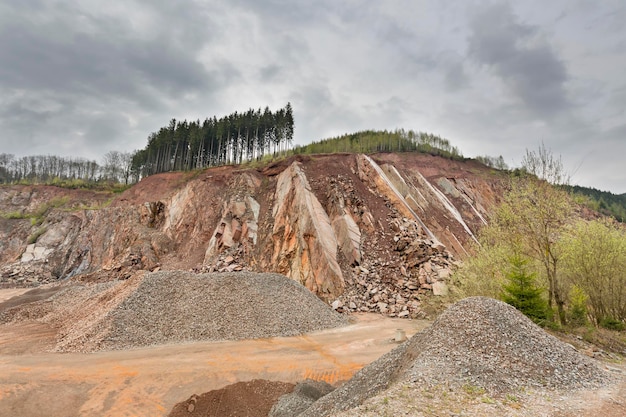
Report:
300,297,610,417
168,379,295,417
400,296,608,391
19,271,348,352
101,271,348,351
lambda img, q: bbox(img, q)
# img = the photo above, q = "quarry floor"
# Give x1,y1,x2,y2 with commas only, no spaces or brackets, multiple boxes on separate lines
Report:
1,288,625,417
0,288,429,417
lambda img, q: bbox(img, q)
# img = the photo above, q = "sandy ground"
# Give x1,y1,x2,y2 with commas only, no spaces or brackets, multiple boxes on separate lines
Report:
0,290,428,417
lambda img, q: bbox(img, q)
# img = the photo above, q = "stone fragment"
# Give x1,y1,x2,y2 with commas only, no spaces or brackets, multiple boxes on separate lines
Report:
231,219,242,242
432,281,449,296
437,268,451,280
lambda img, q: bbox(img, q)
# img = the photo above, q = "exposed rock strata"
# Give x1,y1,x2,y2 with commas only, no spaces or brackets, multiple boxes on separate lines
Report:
270,162,344,299
1,153,503,311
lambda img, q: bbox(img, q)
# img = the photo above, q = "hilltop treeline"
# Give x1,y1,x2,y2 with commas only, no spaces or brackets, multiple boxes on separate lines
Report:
131,104,294,177
565,185,626,222
0,103,295,186
474,155,508,170
293,129,463,159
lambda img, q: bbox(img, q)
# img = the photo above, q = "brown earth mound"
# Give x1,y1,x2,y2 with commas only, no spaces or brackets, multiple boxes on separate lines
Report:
300,297,610,417
168,379,295,417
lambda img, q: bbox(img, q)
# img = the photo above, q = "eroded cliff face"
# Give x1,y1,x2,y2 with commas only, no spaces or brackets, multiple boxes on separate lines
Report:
0,153,504,311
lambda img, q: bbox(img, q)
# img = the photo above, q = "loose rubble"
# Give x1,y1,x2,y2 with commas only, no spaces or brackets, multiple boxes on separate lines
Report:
333,217,455,318
269,379,336,417
194,246,249,273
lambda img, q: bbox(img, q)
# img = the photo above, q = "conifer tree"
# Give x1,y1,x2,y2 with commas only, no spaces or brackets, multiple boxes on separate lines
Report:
501,255,549,325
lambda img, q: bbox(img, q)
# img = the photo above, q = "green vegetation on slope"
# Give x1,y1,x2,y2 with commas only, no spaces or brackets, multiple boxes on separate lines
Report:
454,147,626,330
293,129,464,160
564,184,626,222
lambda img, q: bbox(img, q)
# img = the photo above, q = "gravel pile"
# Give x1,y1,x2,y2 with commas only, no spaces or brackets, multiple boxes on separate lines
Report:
399,297,608,392
300,297,610,417
85,271,348,351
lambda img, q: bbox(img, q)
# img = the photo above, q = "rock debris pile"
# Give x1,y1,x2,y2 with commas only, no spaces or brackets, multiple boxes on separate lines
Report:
269,379,335,417
400,297,608,392
194,246,248,273
1,262,55,287
299,297,610,417
334,217,455,318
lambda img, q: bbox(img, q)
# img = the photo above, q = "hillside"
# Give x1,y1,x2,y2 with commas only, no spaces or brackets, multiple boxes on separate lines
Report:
564,184,626,222
1,152,503,315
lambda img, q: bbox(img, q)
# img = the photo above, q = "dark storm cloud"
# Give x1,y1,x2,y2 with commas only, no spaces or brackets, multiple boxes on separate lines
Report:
0,2,216,101
467,3,570,117
0,0,237,158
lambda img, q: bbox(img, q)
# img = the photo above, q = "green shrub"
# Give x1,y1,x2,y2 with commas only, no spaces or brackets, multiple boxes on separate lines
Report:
1,210,28,219
599,318,625,331
568,285,589,326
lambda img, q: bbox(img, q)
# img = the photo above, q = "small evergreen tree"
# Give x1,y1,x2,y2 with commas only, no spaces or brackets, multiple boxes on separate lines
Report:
501,255,549,325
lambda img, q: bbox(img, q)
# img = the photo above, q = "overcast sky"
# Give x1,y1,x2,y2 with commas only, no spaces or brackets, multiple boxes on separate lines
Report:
1,1,625,193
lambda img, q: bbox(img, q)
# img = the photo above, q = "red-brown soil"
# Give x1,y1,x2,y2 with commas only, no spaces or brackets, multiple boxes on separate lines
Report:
167,380,295,417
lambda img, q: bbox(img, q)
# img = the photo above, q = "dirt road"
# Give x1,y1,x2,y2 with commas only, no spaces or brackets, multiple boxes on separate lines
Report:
0,305,428,417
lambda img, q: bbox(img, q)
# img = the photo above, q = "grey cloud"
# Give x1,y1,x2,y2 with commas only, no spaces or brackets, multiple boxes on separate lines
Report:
259,65,283,82
83,113,131,150
467,3,570,117
290,83,363,143
0,22,213,102
230,0,332,26
0,0,233,158
444,62,468,91
0,99,56,127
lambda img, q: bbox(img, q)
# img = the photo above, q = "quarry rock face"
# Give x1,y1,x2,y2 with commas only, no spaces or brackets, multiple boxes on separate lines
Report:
0,153,503,308
270,162,344,299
